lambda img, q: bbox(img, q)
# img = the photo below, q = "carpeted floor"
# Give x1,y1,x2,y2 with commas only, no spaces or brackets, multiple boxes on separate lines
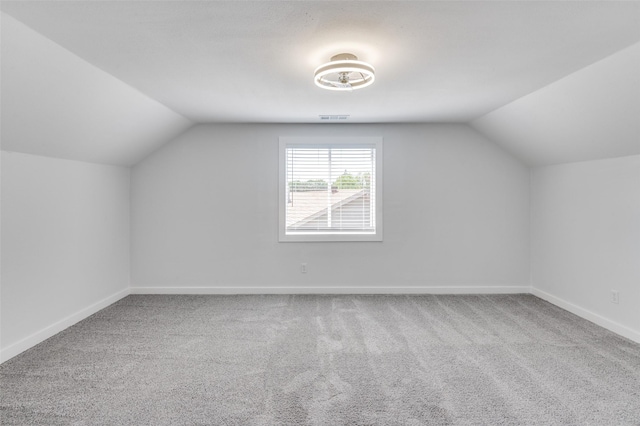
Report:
1,294,639,425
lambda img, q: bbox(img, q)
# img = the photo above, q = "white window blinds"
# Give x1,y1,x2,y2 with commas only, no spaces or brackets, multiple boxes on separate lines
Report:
284,145,377,235
279,137,383,242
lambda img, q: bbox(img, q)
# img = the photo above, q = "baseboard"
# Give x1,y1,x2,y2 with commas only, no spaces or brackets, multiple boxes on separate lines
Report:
130,285,531,295
5,285,633,364
531,287,640,344
0,288,130,364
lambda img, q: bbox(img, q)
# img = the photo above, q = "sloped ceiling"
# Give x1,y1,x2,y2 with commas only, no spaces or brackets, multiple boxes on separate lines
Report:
471,43,640,166
2,1,639,124
1,12,192,166
1,2,639,166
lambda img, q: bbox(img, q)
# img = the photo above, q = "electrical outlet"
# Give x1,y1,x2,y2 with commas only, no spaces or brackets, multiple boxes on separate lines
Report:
301,263,308,274
611,290,619,304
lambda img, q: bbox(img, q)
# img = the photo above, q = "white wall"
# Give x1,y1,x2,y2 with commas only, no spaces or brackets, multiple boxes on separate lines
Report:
1,152,130,361
131,123,530,292
471,42,640,166
531,155,640,341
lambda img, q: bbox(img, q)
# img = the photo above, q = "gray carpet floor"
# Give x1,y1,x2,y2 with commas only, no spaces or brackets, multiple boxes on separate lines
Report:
1,294,639,425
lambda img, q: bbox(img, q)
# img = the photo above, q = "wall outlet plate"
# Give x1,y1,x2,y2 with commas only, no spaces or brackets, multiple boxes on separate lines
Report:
611,290,619,304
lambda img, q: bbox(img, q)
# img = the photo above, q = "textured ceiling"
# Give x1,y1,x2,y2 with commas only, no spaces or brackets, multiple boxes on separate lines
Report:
2,1,639,124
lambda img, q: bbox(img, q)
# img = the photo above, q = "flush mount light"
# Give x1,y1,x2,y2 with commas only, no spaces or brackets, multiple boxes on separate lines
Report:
314,53,375,91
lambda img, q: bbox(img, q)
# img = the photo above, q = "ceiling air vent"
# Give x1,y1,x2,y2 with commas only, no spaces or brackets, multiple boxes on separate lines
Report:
319,115,350,121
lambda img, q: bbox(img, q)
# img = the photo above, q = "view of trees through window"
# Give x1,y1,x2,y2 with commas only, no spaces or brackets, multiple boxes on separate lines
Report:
289,171,371,192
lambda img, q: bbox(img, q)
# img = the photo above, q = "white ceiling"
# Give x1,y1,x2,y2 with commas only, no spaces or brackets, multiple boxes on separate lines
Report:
1,13,192,166
472,42,640,166
2,1,639,124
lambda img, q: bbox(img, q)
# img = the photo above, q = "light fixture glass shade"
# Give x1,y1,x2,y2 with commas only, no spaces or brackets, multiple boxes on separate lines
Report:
314,53,375,91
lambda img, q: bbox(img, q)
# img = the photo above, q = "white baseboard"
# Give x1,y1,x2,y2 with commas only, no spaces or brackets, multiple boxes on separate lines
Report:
4,285,635,364
0,288,130,364
531,287,640,344
130,285,531,295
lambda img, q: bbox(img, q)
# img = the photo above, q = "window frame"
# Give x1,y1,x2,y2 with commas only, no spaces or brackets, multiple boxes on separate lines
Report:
278,136,383,242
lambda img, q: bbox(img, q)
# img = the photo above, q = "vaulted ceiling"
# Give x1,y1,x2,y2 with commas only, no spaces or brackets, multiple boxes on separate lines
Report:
1,1,639,166
471,42,640,166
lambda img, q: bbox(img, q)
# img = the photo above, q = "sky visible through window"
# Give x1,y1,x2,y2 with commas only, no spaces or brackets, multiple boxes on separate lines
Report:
286,148,374,188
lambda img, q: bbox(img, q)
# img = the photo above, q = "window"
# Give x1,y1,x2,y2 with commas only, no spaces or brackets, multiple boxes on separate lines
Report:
279,137,383,242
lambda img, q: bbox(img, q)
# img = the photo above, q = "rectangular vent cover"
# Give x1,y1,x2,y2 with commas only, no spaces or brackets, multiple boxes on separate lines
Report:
319,115,350,120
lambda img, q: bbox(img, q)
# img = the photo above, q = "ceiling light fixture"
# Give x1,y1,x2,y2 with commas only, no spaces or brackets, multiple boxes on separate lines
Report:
314,53,375,91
